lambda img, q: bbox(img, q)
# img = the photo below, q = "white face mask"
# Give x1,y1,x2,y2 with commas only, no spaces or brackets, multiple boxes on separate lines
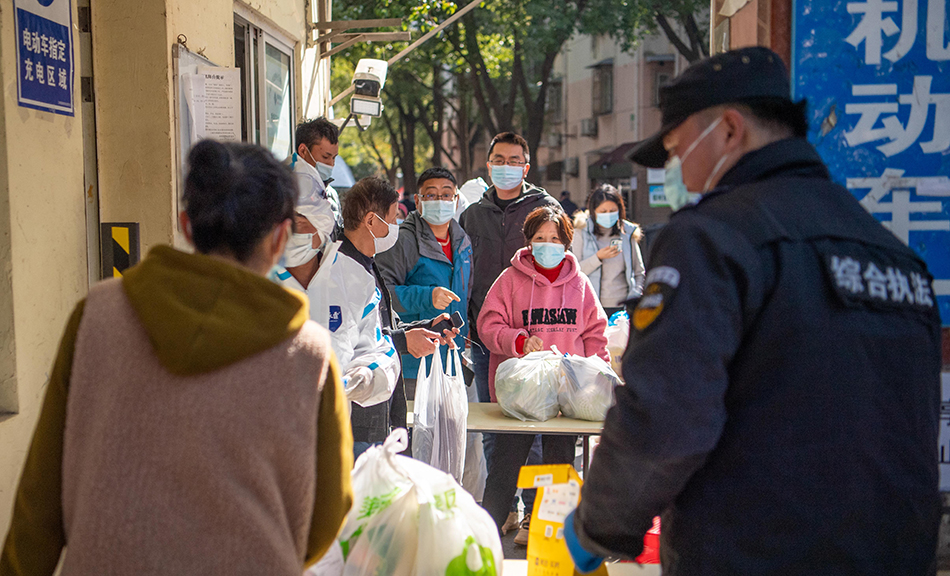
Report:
420,199,457,226
369,213,399,254
315,161,334,182
283,232,318,267
490,165,525,191
304,146,335,182
663,116,727,211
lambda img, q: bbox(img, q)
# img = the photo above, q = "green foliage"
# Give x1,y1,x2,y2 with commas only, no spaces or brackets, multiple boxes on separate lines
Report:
327,0,706,184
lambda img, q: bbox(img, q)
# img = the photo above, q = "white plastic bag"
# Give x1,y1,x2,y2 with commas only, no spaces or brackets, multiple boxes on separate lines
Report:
343,483,420,576
413,347,468,482
558,354,621,421
461,380,487,502
339,430,418,576
494,351,562,421
414,466,503,576
339,429,502,576
604,310,629,375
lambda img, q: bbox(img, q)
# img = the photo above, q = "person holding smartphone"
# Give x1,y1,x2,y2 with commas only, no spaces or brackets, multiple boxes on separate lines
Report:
571,184,646,316
376,167,472,400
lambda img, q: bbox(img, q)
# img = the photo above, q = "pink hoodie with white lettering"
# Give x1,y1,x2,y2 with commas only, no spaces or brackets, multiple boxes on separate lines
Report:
478,246,609,400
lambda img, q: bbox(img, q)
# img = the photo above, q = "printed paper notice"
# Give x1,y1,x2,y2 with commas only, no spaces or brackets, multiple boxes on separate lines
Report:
183,66,241,143
536,481,580,523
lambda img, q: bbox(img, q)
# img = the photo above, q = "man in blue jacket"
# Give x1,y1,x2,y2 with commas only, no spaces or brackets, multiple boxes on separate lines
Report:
377,167,472,396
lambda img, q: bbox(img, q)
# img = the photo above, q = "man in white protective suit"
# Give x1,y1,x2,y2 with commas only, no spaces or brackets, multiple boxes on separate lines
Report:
290,117,343,249
276,176,455,457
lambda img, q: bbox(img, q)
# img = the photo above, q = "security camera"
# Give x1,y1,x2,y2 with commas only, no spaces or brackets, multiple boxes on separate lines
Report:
350,59,387,117
353,59,388,96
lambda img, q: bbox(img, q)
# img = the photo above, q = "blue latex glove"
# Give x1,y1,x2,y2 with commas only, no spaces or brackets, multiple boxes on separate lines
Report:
565,510,605,574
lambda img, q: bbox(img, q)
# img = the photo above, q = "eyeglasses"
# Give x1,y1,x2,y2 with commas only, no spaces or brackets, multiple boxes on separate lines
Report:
488,158,527,167
420,193,458,202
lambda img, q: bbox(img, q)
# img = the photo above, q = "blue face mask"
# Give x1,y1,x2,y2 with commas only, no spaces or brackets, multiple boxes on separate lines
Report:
532,242,566,269
663,116,724,211
490,165,525,191
304,146,335,182
595,211,619,228
420,199,456,226
315,161,334,182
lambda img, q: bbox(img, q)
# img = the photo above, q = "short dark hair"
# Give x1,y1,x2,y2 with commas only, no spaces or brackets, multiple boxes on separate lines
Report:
417,167,457,190
705,97,809,139
561,190,571,198
295,117,339,148
183,140,295,262
741,98,809,139
342,177,399,231
523,206,573,247
488,132,530,163
587,184,626,236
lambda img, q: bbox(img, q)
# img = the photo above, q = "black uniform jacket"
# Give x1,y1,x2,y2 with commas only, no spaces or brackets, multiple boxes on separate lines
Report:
575,138,942,575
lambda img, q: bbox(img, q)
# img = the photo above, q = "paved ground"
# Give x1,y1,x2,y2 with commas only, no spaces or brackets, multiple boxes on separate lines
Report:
502,525,528,560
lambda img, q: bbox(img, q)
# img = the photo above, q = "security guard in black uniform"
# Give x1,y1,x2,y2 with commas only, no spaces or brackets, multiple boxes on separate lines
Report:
564,47,942,575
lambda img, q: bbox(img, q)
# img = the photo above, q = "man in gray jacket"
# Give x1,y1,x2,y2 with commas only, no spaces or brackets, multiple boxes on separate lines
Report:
458,132,559,405
459,132,559,541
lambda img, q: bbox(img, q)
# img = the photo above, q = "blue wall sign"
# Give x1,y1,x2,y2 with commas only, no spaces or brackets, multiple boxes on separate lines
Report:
14,0,74,116
793,0,950,325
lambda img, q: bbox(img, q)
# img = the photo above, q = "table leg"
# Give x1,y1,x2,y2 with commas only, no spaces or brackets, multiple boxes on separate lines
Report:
582,434,590,476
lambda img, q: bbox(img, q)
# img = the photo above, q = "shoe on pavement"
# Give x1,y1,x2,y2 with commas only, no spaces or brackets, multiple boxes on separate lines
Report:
502,511,520,535
513,513,531,546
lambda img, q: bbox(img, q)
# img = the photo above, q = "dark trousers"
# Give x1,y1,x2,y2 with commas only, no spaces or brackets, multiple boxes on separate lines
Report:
482,433,576,531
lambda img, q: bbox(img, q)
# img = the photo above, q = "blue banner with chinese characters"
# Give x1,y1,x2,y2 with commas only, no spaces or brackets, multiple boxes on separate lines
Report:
793,0,950,325
14,0,73,116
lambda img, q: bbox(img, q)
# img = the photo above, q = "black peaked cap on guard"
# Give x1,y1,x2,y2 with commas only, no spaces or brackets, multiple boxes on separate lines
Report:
627,46,792,168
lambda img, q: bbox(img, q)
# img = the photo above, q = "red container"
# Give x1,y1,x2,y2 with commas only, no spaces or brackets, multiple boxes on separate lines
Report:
634,517,661,564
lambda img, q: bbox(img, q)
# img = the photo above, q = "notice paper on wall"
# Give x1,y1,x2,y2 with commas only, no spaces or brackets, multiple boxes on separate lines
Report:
182,66,241,143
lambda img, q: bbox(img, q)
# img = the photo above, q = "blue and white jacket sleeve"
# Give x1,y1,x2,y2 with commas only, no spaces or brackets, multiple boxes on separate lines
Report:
345,286,400,407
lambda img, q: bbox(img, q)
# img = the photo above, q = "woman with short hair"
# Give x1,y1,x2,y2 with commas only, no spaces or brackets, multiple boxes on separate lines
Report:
477,205,609,536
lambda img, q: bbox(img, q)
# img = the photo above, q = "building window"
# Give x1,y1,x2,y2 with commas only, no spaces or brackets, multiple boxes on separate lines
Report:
592,64,613,116
655,72,671,106
234,15,295,160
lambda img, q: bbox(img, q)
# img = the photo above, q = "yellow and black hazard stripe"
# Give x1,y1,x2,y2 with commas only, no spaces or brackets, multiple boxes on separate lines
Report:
100,223,140,278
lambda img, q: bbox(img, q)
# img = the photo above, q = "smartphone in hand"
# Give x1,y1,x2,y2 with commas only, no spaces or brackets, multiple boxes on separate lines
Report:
432,310,465,334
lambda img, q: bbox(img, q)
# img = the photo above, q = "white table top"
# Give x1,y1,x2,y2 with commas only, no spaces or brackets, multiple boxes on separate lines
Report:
406,402,604,435
501,559,660,576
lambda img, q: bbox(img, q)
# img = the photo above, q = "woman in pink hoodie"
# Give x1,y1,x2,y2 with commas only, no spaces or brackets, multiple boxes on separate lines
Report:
478,205,609,533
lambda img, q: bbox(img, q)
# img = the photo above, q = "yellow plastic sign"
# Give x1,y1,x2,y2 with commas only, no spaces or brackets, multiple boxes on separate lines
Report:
516,464,608,576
